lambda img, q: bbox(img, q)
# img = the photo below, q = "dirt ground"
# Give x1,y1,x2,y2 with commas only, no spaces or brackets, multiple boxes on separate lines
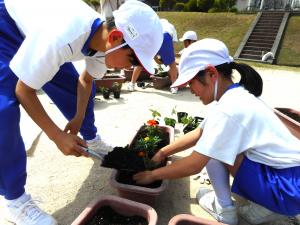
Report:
0,66,299,225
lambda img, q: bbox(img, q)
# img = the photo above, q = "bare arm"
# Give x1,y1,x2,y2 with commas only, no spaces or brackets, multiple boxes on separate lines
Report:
15,80,88,157
134,151,209,184
64,69,94,135
152,127,202,163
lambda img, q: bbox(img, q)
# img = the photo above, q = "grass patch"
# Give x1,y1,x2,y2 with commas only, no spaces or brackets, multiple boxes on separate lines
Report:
277,16,300,66
158,12,255,55
158,12,300,70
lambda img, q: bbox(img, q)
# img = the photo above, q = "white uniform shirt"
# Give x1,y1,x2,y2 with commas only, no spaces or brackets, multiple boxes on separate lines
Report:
160,19,178,42
5,0,107,89
195,86,300,169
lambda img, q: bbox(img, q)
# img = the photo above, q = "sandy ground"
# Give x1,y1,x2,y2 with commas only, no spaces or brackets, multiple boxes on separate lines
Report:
0,66,299,225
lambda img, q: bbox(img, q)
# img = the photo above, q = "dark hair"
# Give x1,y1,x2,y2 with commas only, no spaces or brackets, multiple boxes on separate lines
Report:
229,62,263,97
105,17,141,66
196,62,263,97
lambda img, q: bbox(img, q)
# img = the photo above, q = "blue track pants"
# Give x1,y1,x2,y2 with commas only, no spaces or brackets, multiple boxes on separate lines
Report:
0,0,97,200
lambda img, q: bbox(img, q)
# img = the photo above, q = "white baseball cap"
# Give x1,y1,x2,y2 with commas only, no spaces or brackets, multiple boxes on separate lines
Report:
171,39,233,88
113,0,163,74
179,31,197,42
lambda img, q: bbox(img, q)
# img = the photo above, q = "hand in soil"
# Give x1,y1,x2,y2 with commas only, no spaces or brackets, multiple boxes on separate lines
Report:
133,170,156,185
151,150,166,164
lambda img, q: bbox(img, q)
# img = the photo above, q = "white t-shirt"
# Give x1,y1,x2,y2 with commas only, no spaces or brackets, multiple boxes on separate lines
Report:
5,0,107,89
160,18,178,42
195,86,300,169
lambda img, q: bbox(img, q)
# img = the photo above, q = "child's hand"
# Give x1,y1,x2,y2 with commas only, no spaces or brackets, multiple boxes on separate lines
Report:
53,130,89,157
133,171,156,185
151,150,166,164
64,116,83,135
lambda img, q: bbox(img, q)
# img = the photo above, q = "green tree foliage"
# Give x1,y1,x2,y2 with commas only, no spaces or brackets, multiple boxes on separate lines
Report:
174,2,185,11
185,0,214,12
160,0,176,11
213,0,236,12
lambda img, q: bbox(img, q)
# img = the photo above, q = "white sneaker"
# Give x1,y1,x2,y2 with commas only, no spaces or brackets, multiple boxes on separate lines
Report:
196,188,238,225
238,201,286,224
170,87,178,94
86,135,113,155
4,194,57,225
127,82,135,92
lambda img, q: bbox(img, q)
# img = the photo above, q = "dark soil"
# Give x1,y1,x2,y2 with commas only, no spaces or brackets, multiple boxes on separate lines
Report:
101,125,170,187
87,206,147,225
101,146,145,172
277,108,300,123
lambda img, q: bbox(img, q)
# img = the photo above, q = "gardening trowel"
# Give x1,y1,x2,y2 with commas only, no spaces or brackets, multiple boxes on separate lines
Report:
80,146,105,161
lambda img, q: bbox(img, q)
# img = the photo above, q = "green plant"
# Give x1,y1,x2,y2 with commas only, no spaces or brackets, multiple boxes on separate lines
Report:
164,117,176,128
136,135,162,158
100,86,110,93
149,109,161,124
112,82,122,91
181,115,194,125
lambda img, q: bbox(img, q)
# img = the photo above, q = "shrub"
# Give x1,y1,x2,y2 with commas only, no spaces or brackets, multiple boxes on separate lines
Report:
159,0,176,11
174,2,185,11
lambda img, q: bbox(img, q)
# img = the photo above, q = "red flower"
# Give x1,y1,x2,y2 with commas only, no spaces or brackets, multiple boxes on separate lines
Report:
147,119,158,126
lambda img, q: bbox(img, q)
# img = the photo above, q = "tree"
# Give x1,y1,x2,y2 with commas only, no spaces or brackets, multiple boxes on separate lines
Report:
159,0,176,10
174,2,185,11
185,0,214,12
213,0,236,11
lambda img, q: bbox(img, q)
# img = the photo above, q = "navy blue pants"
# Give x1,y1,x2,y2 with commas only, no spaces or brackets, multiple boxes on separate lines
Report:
0,0,97,200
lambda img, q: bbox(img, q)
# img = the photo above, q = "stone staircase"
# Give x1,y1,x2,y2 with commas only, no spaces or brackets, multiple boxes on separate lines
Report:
234,11,290,64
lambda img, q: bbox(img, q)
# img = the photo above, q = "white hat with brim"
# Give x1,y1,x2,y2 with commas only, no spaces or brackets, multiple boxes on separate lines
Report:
113,0,163,74
179,31,197,42
171,38,233,88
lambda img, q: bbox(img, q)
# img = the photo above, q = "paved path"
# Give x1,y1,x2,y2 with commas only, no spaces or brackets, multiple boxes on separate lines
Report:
0,65,299,225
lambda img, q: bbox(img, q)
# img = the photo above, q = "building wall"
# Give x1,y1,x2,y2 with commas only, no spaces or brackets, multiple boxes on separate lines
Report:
236,0,249,11
236,0,300,11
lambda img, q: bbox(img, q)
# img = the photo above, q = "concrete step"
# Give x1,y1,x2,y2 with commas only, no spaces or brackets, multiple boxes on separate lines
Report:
253,27,279,32
255,24,280,29
239,53,261,60
245,42,273,48
249,35,276,40
256,21,282,26
252,31,278,35
243,46,272,52
241,50,264,56
247,38,275,45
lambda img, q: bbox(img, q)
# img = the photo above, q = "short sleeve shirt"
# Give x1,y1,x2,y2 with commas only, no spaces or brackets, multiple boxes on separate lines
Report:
5,0,107,89
195,87,300,168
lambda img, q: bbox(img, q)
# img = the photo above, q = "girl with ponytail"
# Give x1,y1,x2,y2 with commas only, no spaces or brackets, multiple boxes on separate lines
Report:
133,39,300,225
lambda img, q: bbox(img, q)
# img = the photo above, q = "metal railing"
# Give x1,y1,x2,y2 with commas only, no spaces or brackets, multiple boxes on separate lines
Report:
248,0,300,11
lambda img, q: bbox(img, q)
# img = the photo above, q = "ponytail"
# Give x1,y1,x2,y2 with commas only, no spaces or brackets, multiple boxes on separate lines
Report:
230,62,263,97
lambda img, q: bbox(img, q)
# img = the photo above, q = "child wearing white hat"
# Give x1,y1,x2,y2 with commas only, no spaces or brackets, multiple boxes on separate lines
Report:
127,18,179,94
134,39,300,225
0,0,163,224
178,30,198,55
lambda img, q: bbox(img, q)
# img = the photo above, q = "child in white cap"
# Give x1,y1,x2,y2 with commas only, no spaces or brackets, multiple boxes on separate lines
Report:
0,0,163,224
134,38,300,225
178,30,198,55
127,18,179,94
